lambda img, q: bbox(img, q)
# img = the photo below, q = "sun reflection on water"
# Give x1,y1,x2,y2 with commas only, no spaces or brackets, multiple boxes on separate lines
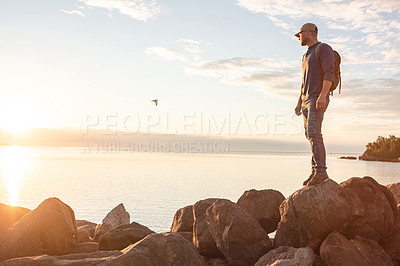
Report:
0,146,32,206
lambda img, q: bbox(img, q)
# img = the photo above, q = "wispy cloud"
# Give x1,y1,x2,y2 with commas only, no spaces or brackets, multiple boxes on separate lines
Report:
335,78,400,118
77,0,162,21
185,57,300,98
60,9,85,17
178,39,202,54
145,47,187,62
237,0,400,74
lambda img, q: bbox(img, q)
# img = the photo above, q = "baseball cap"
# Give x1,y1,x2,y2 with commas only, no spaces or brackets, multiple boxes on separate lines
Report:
294,23,318,37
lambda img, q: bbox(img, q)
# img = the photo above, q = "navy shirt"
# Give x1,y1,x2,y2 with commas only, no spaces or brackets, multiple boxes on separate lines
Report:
301,42,335,101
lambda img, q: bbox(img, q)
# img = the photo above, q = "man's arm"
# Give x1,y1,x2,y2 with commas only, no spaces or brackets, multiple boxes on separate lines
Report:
295,92,302,116
316,80,332,110
316,44,334,111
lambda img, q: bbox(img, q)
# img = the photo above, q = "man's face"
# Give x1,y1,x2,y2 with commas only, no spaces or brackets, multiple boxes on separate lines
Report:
298,31,309,46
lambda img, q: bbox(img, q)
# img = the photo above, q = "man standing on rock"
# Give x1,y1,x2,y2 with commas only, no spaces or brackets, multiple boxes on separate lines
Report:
294,23,335,186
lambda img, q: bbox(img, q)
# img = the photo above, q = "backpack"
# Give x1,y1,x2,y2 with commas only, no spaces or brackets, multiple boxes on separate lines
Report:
315,43,341,95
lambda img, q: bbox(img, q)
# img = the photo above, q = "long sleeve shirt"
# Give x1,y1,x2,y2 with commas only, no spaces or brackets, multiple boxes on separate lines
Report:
301,42,335,102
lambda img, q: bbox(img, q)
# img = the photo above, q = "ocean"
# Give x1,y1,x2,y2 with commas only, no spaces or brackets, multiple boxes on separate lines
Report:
0,146,399,233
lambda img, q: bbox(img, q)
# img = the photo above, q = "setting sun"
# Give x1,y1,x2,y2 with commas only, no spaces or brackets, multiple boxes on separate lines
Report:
0,96,41,134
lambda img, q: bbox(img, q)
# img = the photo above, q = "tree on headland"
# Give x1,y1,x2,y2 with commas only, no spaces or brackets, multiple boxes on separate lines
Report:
362,135,400,161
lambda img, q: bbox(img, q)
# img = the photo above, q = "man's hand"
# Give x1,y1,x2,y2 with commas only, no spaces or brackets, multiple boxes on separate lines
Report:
316,96,326,111
295,104,302,116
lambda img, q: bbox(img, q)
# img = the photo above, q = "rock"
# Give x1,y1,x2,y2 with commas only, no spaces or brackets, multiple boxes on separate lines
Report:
312,255,324,266
207,257,228,266
76,219,97,228
0,250,121,265
77,227,91,243
102,232,206,265
76,220,97,238
387,182,400,205
78,224,96,240
176,232,193,243
0,203,30,234
320,231,394,266
0,197,77,261
339,156,357,160
170,205,194,232
398,204,400,223
359,155,400,162
99,222,154,251
237,189,285,234
254,246,315,266
0,233,205,265
340,176,398,243
274,179,357,253
206,199,272,265
94,203,130,241
72,242,99,254
193,198,224,258
381,222,400,264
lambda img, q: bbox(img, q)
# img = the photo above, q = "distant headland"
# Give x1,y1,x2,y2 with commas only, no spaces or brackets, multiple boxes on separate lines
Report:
359,135,400,162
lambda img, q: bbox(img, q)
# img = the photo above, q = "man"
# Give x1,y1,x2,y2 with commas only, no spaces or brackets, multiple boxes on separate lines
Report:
294,23,335,186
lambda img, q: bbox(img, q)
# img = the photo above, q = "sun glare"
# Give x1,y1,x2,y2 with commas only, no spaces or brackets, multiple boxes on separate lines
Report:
0,96,42,134
0,146,32,206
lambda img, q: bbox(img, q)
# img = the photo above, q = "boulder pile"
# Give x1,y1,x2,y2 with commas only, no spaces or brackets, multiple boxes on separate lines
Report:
0,177,398,266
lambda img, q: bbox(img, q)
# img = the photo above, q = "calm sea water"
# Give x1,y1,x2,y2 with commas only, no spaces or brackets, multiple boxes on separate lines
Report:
0,146,399,233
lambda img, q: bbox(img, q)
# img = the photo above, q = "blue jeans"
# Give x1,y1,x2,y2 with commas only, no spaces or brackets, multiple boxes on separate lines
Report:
302,98,329,174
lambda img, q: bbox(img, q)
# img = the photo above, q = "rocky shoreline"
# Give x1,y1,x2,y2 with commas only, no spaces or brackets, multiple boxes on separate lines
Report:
0,177,399,265
359,155,400,163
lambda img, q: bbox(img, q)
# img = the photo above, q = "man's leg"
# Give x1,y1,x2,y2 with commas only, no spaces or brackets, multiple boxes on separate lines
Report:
304,99,329,185
302,103,316,185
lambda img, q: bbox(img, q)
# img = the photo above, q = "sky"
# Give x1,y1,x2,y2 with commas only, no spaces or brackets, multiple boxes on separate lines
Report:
0,0,399,151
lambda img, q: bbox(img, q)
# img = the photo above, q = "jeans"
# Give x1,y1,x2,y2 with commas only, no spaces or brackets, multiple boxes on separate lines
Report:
302,97,329,174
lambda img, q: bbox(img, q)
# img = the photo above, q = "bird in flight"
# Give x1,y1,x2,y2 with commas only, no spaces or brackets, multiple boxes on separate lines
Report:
151,99,158,106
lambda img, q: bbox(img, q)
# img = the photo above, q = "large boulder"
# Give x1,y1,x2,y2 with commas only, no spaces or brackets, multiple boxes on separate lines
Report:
340,176,398,243
170,205,194,232
386,182,400,205
193,198,223,258
381,222,400,264
206,199,272,265
237,189,285,234
0,250,121,265
320,231,394,266
175,232,193,243
94,203,130,241
103,232,206,265
0,198,77,261
274,179,357,252
0,203,30,234
254,246,315,266
99,222,154,251
0,233,206,265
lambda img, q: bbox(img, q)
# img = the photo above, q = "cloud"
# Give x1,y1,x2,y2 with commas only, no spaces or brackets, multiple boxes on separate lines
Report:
60,9,85,17
185,57,300,98
237,0,400,74
178,39,202,54
185,56,400,130
77,0,162,21
145,47,187,62
334,78,400,119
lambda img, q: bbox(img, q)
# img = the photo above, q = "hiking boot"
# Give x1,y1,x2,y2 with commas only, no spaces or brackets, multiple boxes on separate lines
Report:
303,173,315,186
307,173,329,186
